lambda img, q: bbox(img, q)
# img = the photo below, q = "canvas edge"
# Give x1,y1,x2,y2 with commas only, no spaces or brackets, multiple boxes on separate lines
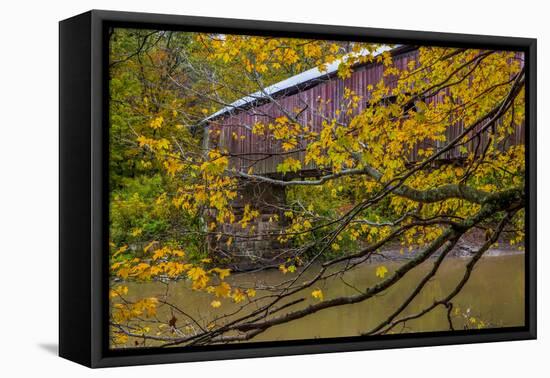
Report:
59,10,94,367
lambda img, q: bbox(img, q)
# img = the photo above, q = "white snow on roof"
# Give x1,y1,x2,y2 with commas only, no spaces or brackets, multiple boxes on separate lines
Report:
203,45,394,122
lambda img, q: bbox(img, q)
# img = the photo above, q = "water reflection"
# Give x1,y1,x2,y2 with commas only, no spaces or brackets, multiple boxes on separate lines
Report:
122,253,524,345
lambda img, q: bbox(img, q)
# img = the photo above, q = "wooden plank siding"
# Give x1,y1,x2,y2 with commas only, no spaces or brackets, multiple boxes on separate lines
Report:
206,48,524,177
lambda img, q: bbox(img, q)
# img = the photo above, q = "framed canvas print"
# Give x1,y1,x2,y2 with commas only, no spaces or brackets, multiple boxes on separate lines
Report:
59,10,536,368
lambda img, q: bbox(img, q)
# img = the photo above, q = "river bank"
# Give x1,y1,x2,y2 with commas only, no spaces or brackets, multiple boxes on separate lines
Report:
228,226,524,273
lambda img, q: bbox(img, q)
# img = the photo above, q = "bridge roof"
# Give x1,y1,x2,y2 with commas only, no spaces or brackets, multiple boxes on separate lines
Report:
202,45,395,123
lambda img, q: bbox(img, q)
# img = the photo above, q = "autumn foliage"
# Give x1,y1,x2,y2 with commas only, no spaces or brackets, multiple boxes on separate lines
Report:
108,29,525,347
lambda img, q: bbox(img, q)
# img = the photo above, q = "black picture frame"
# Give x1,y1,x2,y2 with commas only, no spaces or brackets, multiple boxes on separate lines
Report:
59,9,537,368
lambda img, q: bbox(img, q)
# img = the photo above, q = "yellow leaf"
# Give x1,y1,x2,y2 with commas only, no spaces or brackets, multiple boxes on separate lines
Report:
282,141,296,151
214,282,232,298
187,267,209,290
375,265,388,278
210,267,231,280
210,300,221,308
143,241,156,253
276,157,302,174
246,288,256,297
136,135,149,147
113,332,128,344
232,289,246,303
113,245,128,257
131,228,143,237
150,116,164,129
171,249,185,257
117,267,130,280
311,289,324,301
152,249,166,261
109,285,128,299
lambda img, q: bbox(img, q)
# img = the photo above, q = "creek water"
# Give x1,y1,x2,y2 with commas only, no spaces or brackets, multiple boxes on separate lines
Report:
121,252,525,346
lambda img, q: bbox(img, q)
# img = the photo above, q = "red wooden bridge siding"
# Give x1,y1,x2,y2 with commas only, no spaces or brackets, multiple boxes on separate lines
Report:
207,48,524,176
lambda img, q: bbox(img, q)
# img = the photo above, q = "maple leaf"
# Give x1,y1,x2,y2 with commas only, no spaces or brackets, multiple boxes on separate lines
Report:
375,265,389,279
214,282,231,298
311,289,324,301
149,116,164,129
113,245,128,257
210,267,231,280
232,289,246,303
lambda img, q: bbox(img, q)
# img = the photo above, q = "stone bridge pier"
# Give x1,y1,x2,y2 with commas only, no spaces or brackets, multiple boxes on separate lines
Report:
209,180,289,269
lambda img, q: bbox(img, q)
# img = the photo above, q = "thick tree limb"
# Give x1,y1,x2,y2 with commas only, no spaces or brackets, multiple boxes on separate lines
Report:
236,166,492,204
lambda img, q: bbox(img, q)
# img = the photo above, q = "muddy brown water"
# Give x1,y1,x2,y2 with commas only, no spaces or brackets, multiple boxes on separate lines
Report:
118,252,524,346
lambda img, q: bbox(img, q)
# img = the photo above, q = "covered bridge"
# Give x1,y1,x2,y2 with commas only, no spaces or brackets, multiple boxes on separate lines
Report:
201,45,524,263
